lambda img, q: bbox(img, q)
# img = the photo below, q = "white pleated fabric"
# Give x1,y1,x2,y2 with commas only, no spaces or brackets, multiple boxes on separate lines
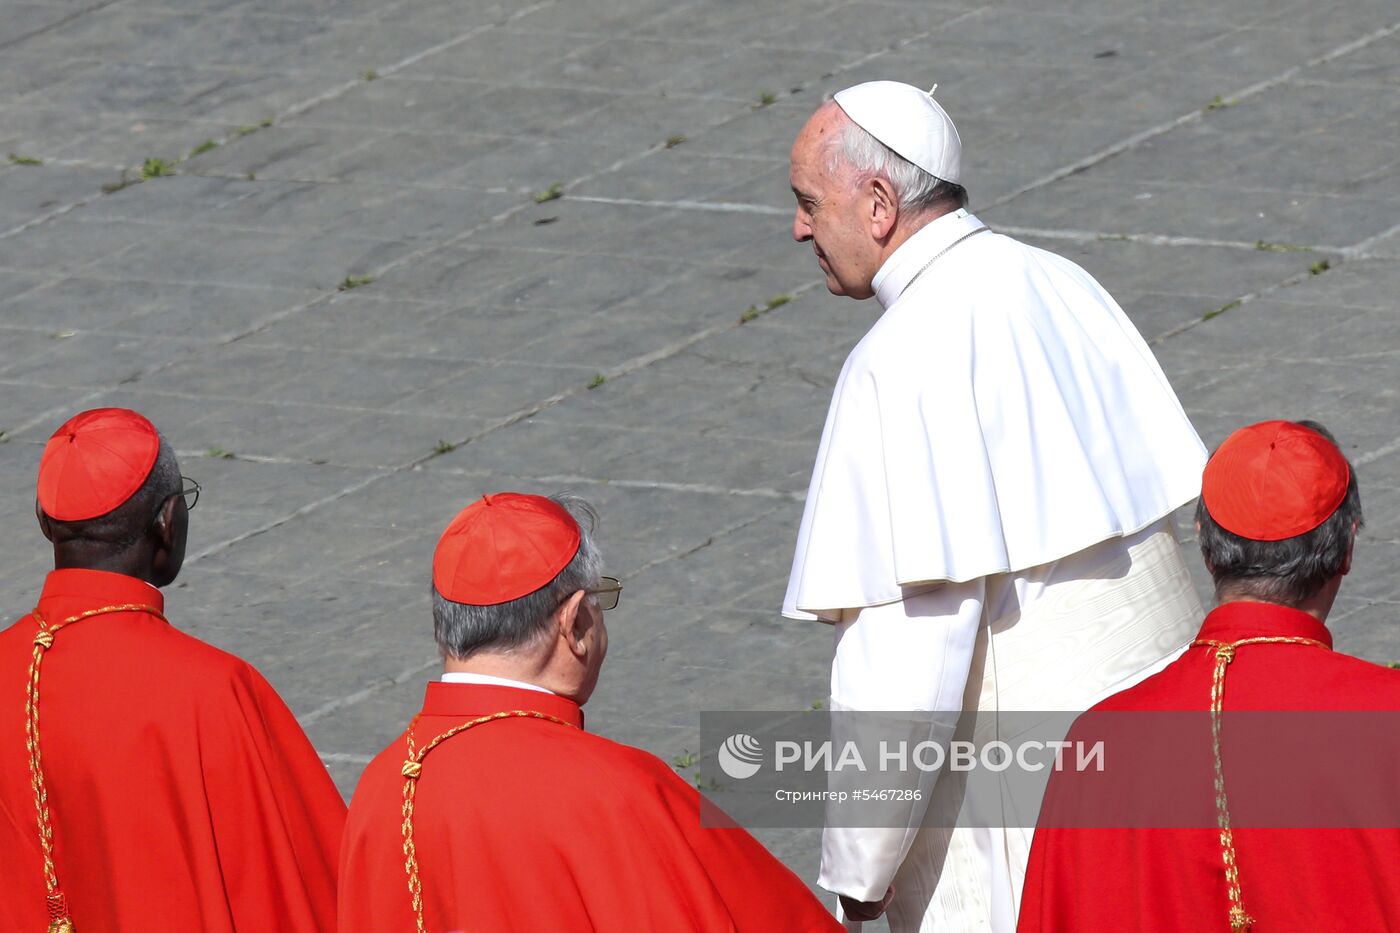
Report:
823,522,1203,932
783,209,1206,621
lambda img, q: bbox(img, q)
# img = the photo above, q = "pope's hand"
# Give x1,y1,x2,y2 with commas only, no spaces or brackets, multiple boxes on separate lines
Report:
839,886,895,922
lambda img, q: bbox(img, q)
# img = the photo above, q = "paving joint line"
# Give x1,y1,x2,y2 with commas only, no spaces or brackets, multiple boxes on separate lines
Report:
986,18,1400,210
420,467,806,502
0,0,123,53
1345,220,1400,260
625,503,792,580
562,197,1351,256
1149,263,1331,345
298,656,441,727
0,0,563,240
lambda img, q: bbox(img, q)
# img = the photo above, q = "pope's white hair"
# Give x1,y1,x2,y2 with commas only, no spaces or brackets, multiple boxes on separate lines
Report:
825,117,964,214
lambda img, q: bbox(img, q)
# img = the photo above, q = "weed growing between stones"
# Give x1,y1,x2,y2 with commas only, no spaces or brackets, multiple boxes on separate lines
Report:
533,182,564,203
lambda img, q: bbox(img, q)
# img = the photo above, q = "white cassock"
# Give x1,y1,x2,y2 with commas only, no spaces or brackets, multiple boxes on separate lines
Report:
783,208,1208,932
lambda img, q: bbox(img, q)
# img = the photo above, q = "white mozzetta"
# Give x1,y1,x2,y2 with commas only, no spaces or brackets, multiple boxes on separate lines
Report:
783,209,1206,621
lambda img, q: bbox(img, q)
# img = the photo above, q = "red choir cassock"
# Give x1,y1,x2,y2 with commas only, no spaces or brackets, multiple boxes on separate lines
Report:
339,681,842,932
0,568,347,932
1018,602,1400,933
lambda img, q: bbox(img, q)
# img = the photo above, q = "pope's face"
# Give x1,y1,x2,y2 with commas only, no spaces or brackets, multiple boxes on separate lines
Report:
789,105,880,300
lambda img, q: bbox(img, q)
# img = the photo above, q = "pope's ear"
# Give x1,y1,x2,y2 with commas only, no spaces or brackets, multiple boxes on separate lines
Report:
869,176,899,239
556,590,588,656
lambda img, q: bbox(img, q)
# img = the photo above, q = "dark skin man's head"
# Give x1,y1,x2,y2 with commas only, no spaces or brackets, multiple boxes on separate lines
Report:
37,438,189,588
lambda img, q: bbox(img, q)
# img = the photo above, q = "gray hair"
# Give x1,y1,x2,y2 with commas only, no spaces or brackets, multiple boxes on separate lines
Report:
47,435,182,546
432,495,604,660
826,118,968,214
1196,420,1363,607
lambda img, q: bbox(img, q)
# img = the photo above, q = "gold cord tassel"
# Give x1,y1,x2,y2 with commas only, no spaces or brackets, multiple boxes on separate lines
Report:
399,709,576,933
24,603,166,932
1193,636,1328,933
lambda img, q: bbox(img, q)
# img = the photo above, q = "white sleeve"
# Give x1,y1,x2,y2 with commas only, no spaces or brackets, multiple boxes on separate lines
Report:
818,578,986,902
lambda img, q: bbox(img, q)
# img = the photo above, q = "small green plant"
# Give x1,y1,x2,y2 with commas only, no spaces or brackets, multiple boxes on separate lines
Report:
755,89,777,107
1254,240,1308,253
533,182,564,204
8,153,42,166
1387,661,1400,670
205,447,235,460
363,68,378,81
738,293,794,324
810,698,824,710
587,373,606,389
1308,259,1331,276
1202,299,1242,322
339,274,374,291
672,750,697,769
664,134,687,149
188,139,219,158
432,439,458,455
1203,95,1231,112
236,124,260,136
141,157,176,179
0,431,8,443
694,772,724,792
260,117,274,128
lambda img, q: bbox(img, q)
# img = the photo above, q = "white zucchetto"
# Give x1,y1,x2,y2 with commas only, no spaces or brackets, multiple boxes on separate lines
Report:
833,80,962,185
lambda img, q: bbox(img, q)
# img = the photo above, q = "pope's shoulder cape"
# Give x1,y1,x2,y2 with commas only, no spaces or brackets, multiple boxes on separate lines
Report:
785,225,1205,618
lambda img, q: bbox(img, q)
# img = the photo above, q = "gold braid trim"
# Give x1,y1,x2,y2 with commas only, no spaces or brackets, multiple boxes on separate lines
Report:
25,603,166,933
1192,636,1329,932
399,709,577,933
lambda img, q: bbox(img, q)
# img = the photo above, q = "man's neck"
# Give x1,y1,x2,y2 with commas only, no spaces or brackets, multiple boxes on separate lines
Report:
874,206,947,270
53,549,156,586
443,651,570,696
1217,590,1336,625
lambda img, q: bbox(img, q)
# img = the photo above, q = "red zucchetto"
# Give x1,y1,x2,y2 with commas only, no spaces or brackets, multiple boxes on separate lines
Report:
1201,420,1350,541
433,493,581,605
36,407,161,522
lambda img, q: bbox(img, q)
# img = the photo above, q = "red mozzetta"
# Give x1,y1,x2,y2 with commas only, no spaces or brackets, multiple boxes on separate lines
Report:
339,682,842,933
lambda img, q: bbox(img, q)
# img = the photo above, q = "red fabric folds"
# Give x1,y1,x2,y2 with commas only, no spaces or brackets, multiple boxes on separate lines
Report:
0,568,345,932
340,682,841,932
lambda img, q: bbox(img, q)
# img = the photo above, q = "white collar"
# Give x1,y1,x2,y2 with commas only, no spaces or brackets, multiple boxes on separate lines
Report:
440,671,554,694
871,208,983,310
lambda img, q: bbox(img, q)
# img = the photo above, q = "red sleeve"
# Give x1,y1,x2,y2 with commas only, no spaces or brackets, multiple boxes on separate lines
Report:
201,664,346,932
632,753,841,933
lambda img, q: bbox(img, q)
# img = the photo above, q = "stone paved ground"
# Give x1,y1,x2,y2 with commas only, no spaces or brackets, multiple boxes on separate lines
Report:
1,0,1397,911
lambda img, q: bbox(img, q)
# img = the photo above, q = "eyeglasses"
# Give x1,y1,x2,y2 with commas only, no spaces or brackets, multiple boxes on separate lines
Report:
177,476,200,511
586,576,623,611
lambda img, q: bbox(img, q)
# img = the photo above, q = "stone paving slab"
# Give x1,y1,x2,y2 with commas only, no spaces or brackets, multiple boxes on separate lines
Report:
1,0,1397,915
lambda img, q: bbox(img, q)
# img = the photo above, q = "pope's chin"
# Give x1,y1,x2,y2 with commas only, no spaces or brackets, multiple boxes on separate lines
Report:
822,271,873,300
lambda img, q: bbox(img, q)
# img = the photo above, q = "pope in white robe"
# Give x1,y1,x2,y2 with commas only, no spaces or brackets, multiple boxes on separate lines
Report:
783,81,1207,931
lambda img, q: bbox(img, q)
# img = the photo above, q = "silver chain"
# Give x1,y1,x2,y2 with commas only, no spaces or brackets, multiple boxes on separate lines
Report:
897,225,990,300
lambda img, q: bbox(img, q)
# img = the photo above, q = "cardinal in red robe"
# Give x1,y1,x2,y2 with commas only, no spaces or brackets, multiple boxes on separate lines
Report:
0,408,345,932
339,492,840,932
1019,420,1400,932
